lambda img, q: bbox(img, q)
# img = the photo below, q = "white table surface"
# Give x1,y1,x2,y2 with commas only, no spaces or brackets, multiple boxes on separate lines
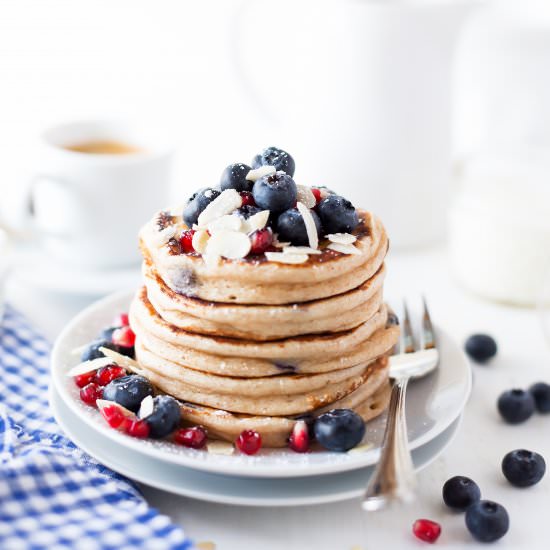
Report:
5,247,550,550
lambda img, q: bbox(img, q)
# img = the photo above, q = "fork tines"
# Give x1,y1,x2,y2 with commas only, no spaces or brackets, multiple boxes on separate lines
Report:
400,297,435,353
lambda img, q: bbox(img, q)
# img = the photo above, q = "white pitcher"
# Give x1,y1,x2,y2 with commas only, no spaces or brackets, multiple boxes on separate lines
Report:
233,0,478,248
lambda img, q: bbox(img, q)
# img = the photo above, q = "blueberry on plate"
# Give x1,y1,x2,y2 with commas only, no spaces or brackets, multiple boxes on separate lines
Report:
465,500,509,543
220,163,252,192
465,334,497,363
442,475,481,510
502,449,546,487
251,146,295,177
252,172,297,213
316,194,359,234
314,409,365,452
276,207,322,246
182,188,221,227
497,389,535,424
233,205,262,219
529,382,550,413
144,395,181,439
102,375,154,413
80,339,133,362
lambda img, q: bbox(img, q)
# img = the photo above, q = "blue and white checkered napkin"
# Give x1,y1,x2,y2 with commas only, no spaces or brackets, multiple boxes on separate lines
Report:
0,305,193,550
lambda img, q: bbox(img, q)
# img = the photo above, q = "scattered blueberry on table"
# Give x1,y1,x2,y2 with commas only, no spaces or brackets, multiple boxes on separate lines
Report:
497,388,535,424
502,449,546,487
465,500,509,543
529,382,550,413
464,333,497,363
442,475,481,510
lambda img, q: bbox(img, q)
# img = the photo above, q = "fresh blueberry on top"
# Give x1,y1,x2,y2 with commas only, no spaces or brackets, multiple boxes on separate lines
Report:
276,207,322,246
442,476,481,510
465,500,509,543
316,194,359,234
314,409,365,452
233,205,262,219
80,339,133,362
529,382,550,413
497,389,535,424
220,163,253,192
251,147,295,177
465,334,497,363
252,172,297,213
102,375,154,413
182,187,220,227
502,449,546,487
144,395,181,439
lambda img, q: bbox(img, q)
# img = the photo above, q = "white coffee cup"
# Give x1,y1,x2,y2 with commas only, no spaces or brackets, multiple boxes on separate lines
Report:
25,120,174,269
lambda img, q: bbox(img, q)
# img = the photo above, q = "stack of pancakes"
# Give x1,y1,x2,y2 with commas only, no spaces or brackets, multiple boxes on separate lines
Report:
129,210,399,447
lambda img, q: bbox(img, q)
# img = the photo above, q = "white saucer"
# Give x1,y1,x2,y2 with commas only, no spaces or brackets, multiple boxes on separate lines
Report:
51,384,462,507
51,291,471,478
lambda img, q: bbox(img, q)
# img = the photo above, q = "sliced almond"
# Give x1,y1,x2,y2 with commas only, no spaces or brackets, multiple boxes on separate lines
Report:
66,356,113,377
296,202,319,250
296,185,316,209
327,242,361,255
197,189,242,227
347,443,373,455
282,246,322,255
205,230,251,259
99,347,142,374
207,440,235,455
192,229,210,254
242,210,270,233
327,233,357,245
245,165,276,182
265,251,308,264
138,395,155,419
273,238,291,248
207,215,242,233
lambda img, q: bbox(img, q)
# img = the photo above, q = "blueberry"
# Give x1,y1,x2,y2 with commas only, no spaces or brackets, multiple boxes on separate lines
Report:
102,375,154,413
465,500,509,543
251,147,295,177
465,334,497,363
99,327,117,341
144,395,181,439
442,476,481,510
252,172,297,213
220,163,252,192
182,188,220,227
502,449,546,487
316,194,359,234
314,409,365,452
529,382,550,413
276,208,322,246
80,339,134,362
497,389,535,424
234,205,262,219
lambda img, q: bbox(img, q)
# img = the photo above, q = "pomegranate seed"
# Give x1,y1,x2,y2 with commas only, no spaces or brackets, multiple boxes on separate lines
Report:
180,229,195,253
174,426,207,449
112,326,135,348
289,420,309,453
311,188,322,204
236,429,262,455
126,419,150,438
413,519,441,543
250,228,273,255
112,313,129,327
74,371,96,388
240,191,256,207
94,365,126,386
100,404,128,429
79,383,103,407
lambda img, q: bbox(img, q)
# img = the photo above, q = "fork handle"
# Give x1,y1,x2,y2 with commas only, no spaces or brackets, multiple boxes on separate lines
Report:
362,377,416,511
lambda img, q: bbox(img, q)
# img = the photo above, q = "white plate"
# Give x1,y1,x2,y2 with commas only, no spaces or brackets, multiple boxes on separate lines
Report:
51,291,471,478
51,384,462,507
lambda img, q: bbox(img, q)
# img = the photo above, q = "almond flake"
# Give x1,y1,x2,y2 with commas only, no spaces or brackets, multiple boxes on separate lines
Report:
96,399,135,418
327,233,357,245
207,215,242,233
245,165,276,182
203,253,221,267
282,246,322,255
296,201,318,250
273,239,291,248
205,230,251,259
265,252,308,264
347,442,373,454
66,357,113,377
197,189,242,227
138,395,155,419
192,229,210,253
296,185,316,208
327,242,361,255
99,347,143,374
242,210,270,233
207,440,235,455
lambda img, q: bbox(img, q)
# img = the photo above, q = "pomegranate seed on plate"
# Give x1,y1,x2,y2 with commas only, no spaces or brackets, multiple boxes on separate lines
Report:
240,191,256,207
100,404,127,429
112,326,135,348
174,426,208,449
180,229,196,253
112,313,129,327
74,371,96,388
79,383,103,407
311,188,322,204
126,419,150,438
94,365,126,386
236,429,262,455
250,228,273,255
289,420,309,453
413,519,441,543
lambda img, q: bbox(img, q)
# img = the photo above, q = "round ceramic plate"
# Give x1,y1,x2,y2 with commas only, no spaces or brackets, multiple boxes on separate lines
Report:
51,384,462,507
51,291,471,478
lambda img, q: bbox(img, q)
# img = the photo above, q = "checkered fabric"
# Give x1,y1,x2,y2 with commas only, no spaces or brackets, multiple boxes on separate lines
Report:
0,305,193,550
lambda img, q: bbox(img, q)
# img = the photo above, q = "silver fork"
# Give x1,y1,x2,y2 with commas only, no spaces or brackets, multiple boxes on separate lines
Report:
362,297,439,511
